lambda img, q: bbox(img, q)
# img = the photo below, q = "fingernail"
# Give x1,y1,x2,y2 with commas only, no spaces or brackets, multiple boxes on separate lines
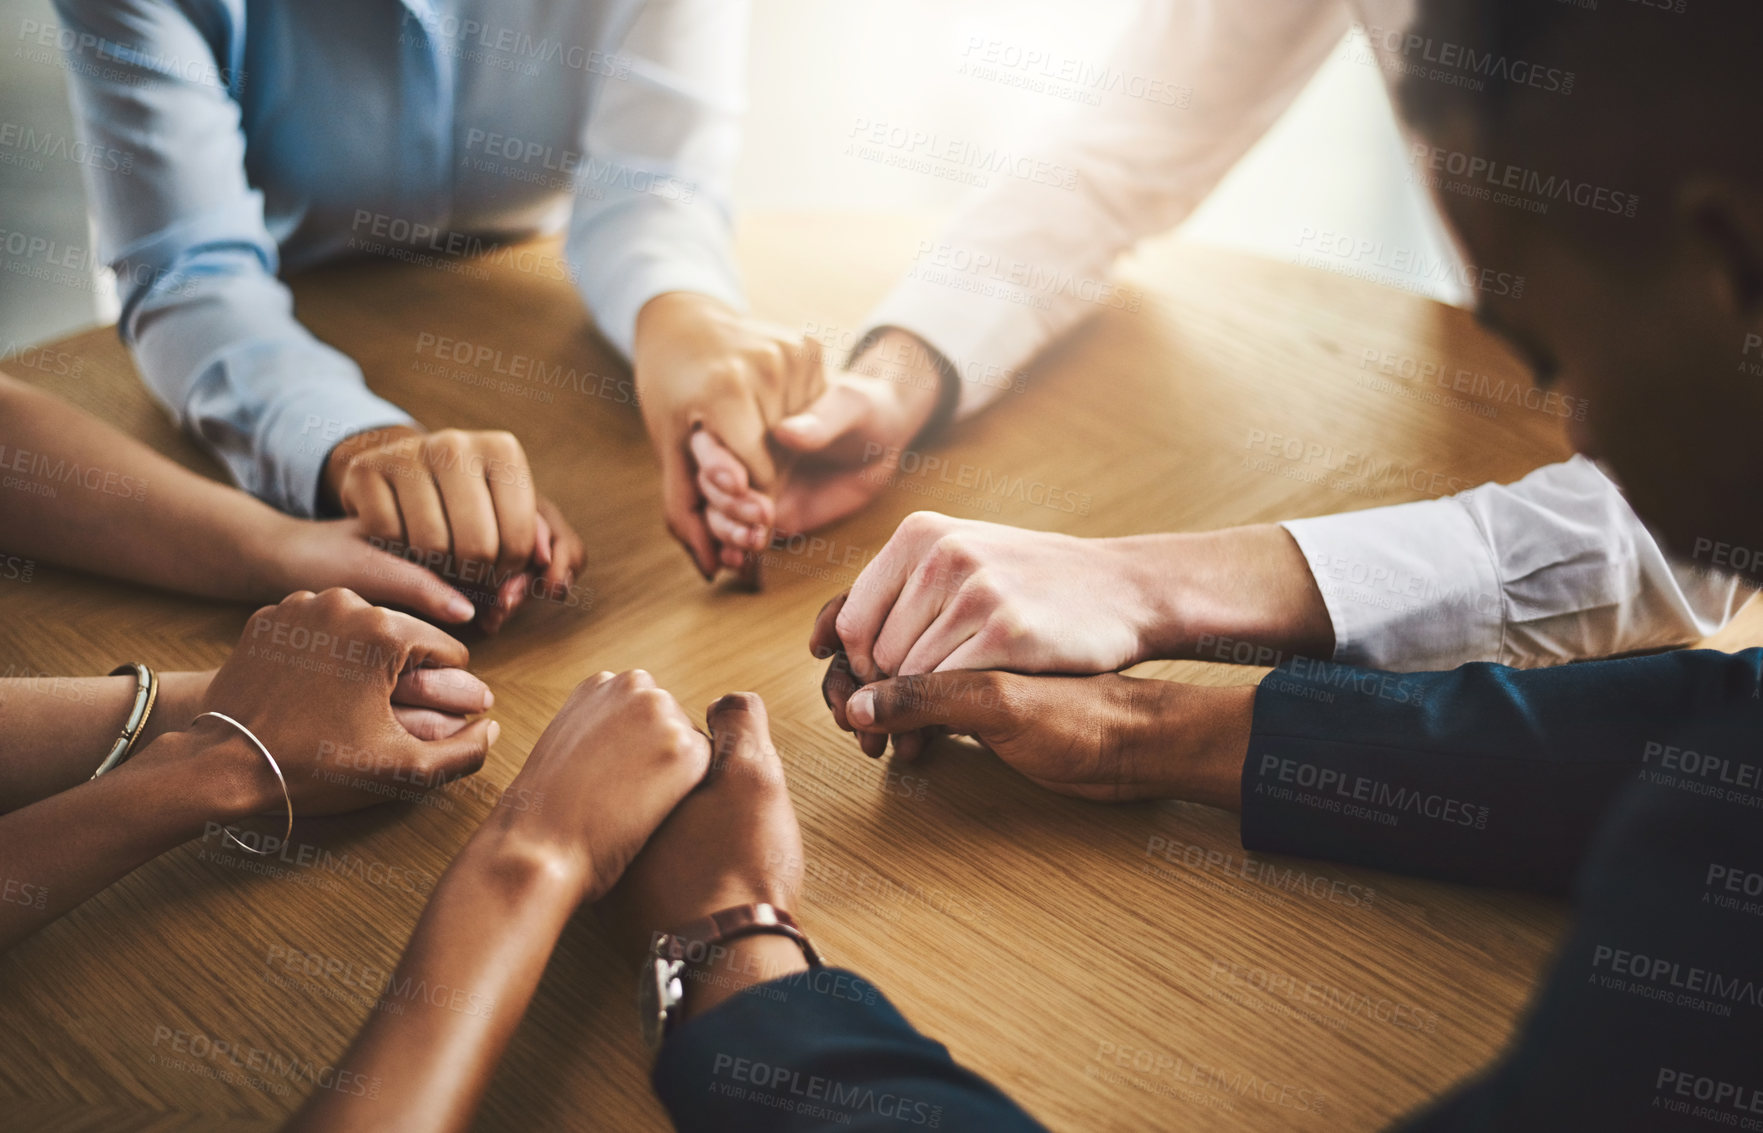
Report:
481,688,495,711
447,594,476,621
487,720,501,746
848,688,875,727
711,468,737,492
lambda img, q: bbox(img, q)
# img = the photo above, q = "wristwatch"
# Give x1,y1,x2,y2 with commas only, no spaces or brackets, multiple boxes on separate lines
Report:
639,902,823,1052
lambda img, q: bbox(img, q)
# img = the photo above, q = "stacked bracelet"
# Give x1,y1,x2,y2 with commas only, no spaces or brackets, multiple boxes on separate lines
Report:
89,662,158,780
192,711,295,855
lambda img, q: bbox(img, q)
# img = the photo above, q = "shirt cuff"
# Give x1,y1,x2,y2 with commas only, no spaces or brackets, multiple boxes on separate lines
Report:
253,374,416,517
860,266,1049,420
569,195,745,361
1282,498,1505,672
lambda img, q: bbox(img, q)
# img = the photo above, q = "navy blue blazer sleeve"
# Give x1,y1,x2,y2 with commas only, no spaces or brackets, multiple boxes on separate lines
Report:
1399,730,1763,1128
652,967,1049,1132
1241,649,1763,893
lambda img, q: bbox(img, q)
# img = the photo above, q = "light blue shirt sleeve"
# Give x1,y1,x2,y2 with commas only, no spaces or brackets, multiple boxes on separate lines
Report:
52,0,416,516
566,0,749,359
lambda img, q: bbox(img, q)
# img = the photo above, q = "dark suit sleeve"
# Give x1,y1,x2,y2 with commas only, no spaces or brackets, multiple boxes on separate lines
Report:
1400,731,1763,1129
652,967,1050,1132
1241,649,1763,893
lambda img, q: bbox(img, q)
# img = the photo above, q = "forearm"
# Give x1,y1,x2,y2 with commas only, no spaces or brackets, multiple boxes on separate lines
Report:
0,670,211,812
1118,524,1334,666
1239,648,1763,892
0,376,285,599
287,829,585,1133
656,969,1050,1132
0,729,255,952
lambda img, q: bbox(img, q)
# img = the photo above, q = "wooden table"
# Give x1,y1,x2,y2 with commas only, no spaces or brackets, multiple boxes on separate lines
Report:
3,214,1756,1132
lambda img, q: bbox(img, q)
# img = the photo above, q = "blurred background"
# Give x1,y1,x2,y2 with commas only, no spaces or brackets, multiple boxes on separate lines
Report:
0,0,1457,353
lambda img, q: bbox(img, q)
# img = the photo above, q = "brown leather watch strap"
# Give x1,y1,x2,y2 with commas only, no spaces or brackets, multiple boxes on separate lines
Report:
652,902,823,968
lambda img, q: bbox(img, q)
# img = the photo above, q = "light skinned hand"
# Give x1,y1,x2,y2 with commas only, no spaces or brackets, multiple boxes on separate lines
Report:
148,588,497,817
631,292,828,578
484,670,712,906
832,668,1252,808
693,328,947,577
814,513,1161,683
320,425,584,630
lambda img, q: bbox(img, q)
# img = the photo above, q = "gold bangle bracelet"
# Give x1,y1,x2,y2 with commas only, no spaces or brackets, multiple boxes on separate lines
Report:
90,662,158,780
191,711,294,855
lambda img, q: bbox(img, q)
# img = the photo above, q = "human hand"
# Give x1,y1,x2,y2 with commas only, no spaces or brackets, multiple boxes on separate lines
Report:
148,666,490,745
157,588,497,818
824,666,1252,808
319,425,584,629
693,330,946,574
474,670,711,907
631,292,828,577
603,693,805,958
811,513,1168,686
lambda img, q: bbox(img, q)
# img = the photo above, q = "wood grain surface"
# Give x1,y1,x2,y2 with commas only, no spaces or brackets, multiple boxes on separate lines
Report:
1,213,1756,1132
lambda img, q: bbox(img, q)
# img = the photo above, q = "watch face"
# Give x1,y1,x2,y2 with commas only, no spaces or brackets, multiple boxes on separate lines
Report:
639,957,684,1053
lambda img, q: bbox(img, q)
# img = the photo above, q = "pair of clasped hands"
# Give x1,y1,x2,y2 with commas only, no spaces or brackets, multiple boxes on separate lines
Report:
176,509,1275,972
317,296,944,637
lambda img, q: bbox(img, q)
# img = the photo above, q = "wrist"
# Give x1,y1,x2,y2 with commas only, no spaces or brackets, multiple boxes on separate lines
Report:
1106,532,1194,665
1119,526,1334,665
121,727,268,829
227,506,301,600
632,291,732,369
850,328,946,440
458,822,595,910
141,670,214,745
1135,680,1255,811
679,933,812,1022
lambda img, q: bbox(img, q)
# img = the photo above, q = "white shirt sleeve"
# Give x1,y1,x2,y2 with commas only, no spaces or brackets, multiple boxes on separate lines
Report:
860,0,1351,413
1282,455,1755,671
567,0,749,359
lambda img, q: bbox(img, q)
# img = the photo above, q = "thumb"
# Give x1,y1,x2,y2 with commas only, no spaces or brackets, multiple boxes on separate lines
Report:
706,690,778,775
773,384,869,453
355,543,477,625
413,717,499,787
845,672,1013,737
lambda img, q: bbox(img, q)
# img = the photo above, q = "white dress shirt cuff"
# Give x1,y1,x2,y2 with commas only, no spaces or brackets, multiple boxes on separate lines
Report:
569,195,745,361
1282,498,1506,672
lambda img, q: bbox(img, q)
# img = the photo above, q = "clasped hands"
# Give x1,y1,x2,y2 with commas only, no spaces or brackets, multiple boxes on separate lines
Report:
808,512,1273,811
170,588,808,995
307,298,937,634
633,298,945,578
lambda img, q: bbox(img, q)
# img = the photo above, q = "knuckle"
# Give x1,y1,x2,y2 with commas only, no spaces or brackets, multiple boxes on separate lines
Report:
929,534,978,575
960,570,1003,607
714,690,763,715
485,430,523,460
980,606,1028,647
832,605,862,645
899,511,948,539
426,429,470,459
979,670,1016,712
456,534,497,564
